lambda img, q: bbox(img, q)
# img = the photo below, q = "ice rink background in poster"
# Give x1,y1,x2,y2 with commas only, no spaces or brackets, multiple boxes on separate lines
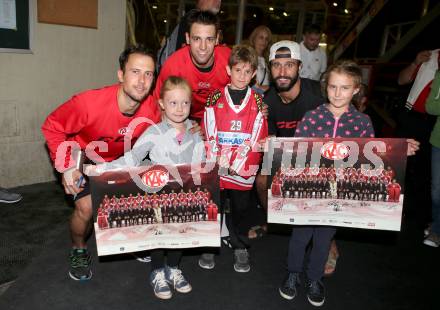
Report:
90,163,221,256
266,138,407,231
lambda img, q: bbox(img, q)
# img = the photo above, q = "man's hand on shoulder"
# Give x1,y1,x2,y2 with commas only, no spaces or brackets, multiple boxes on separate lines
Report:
190,120,206,140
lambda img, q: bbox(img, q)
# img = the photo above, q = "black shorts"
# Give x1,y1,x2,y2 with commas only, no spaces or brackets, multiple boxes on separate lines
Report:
73,176,90,202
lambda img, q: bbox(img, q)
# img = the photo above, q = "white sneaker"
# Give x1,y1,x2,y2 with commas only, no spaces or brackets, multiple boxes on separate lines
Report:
150,268,172,299
165,266,192,293
424,232,440,247
132,252,151,263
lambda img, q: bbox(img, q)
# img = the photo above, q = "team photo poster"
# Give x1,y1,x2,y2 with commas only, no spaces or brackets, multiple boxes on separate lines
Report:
90,163,221,256
265,138,407,231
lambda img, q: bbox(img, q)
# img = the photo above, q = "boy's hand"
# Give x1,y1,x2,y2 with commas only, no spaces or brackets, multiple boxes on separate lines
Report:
256,138,268,152
406,138,420,156
218,155,229,169
228,167,239,176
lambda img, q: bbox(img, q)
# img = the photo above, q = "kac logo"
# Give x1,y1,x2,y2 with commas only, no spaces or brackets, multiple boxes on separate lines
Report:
320,142,350,160
141,168,169,189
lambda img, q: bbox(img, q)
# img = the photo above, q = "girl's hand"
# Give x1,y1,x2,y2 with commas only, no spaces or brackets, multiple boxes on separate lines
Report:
84,164,101,176
406,138,420,156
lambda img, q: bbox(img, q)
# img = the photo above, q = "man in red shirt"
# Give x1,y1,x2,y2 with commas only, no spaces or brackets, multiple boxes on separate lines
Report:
153,10,231,121
41,45,161,281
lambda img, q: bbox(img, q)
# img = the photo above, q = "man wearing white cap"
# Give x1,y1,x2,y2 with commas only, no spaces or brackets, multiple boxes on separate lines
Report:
265,40,323,139
255,40,323,208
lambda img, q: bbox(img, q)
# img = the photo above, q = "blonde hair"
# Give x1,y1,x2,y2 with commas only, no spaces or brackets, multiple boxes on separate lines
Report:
321,60,363,105
248,25,272,54
160,76,192,99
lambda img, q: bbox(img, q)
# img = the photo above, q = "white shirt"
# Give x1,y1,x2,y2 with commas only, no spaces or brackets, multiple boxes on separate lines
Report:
256,56,270,86
299,41,327,81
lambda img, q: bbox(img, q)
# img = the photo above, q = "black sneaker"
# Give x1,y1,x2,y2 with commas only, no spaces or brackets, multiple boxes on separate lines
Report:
0,187,22,204
198,253,215,270
306,279,325,307
279,272,300,300
233,249,250,273
69,248,92,281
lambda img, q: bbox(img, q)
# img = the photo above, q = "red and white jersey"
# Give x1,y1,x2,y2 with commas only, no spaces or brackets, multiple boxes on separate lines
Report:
195,190,204,200
41,84,161,172
154,45,231,121
187,193,195,202
406,49,439,113
203,86,268,190
203,190,211,201
177,192,187,200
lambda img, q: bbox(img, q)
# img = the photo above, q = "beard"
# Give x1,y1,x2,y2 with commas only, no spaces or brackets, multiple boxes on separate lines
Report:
123,86,150,104
274,74,299,92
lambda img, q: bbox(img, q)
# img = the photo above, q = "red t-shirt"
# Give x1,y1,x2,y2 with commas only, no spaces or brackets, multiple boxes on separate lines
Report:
42,84,161,171
154,45,231,121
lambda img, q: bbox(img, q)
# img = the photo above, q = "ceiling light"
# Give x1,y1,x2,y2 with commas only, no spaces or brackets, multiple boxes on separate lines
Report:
283,12,288,17
269,7,274,11
333,2,338,7
163,19,167,23
152,5,157,9
344,9,349,14
253,14,257,18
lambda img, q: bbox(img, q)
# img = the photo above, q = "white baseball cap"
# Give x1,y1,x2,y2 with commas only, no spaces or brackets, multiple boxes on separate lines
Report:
269,40,301,62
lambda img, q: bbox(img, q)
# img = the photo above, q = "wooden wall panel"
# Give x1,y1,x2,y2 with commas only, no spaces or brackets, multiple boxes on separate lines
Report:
37,0,98,29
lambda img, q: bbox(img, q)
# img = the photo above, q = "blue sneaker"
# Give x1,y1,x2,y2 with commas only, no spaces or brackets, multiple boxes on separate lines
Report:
150,268,172,299
165,266,192,293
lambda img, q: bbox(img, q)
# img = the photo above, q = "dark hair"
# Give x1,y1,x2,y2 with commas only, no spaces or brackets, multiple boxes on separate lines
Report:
304,24,322,35
186,9,220,34
229,44,258,71
321,60,363,104
119,44,155,72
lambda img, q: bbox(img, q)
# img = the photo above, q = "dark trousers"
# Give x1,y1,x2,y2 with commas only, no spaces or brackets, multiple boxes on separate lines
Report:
151,249,183,271
222,189,251,249
287,226,336,281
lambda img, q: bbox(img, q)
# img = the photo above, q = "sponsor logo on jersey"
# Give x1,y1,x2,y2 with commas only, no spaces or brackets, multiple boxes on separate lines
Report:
276,121,298,129
118,127,132,135
217,131,251,146
198,81,211,89
320,142,350,160
141,168,169,189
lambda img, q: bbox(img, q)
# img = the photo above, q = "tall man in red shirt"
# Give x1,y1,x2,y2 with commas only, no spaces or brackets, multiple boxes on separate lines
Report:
41,45,161,281
153,10,231,121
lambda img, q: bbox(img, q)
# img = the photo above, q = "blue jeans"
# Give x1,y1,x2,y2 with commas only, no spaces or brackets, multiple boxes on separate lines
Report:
287,226,336,280
431,146,440,235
